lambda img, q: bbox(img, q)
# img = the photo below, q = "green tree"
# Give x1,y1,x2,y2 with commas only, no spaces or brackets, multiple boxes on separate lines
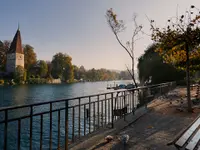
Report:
24,45,37,70
0,40,11,71
63,63,74,82
137,44,185,85
150,5,200,112
51,53,74,82
0,41,4,70
15,66,25,84
79,66,86,80
46,61,52,78
37,60,48,77
73,65,80,80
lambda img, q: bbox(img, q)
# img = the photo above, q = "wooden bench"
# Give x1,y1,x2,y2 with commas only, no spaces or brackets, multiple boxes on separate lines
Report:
168,115,200,150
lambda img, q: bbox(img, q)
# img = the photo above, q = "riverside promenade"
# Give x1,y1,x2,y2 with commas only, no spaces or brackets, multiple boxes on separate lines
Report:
0,82,177,150
71,87,200,150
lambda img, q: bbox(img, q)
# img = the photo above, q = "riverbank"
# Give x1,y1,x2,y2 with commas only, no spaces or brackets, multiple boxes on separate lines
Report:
75,87,200,150
0,78,132,86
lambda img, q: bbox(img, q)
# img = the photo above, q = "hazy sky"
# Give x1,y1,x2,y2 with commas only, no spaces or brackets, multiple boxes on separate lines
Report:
0,0,198,70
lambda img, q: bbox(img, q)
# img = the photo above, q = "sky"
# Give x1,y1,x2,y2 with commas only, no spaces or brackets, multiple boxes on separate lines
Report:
0,0,199,71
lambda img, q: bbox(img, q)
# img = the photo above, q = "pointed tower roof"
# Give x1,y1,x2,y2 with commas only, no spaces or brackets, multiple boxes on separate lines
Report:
8,27,23,54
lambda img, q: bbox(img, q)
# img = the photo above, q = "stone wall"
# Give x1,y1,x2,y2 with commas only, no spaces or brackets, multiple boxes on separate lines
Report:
48,78,61,84
6,53,24,73
15,53,24,68
6,53,16,73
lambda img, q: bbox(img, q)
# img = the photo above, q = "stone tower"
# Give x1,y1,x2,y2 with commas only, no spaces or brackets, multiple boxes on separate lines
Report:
6,27,24,73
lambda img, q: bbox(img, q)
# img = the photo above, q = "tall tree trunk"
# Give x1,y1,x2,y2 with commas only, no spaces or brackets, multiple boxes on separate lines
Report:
186,44,192,112
132,57,138,88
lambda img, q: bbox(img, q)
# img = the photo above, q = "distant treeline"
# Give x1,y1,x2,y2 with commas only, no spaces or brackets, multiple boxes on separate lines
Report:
0,41,131,84
73,66,132,81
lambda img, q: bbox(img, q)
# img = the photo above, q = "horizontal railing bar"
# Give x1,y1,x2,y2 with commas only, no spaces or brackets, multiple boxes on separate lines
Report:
0,82,175,112
68,101,96,108
68,95,131,108
0,107,66,124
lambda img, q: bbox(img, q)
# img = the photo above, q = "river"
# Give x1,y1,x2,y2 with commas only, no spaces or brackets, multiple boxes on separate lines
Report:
0,80,132,108
0,80,133,150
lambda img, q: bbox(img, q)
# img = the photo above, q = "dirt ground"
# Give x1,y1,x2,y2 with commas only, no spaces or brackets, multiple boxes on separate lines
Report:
91,87,200,150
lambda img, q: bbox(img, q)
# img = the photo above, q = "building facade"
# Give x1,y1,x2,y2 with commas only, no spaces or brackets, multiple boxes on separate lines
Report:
6,28,24,73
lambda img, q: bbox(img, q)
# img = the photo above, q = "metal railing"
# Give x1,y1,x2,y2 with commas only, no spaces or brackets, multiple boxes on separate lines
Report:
0,81,176,150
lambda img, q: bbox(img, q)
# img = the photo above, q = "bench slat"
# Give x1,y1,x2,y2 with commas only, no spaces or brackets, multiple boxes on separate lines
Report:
186,129,200,150
175,117,200,147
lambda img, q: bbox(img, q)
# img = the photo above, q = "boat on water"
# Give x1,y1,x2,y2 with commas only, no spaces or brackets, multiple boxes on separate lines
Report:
107,83,135,90
126,84,135,89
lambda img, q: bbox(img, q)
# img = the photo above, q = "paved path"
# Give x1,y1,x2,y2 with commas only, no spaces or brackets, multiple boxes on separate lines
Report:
92,87,200,150
71,87,200,150
111,110,193,150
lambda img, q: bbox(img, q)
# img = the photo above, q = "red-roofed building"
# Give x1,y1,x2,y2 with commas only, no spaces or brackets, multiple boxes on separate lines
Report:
6,27,24,73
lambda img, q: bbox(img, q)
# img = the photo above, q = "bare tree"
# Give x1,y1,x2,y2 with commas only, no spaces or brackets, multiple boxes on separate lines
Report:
106,8,142,87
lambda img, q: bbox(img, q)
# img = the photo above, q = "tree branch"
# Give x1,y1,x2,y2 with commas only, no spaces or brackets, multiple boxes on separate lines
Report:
125,64,133,77
114,33,133,59
125,64,138,87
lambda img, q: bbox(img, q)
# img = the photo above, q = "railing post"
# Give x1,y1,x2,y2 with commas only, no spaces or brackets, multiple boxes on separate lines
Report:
105,94,107,125
111,93,114,128
145,88,148,109
132,90,135,114
18,119,21,150
40,115,43,150
101,97,103,127
89,97,91,133
97,95,100,128
4,110,8,150
49,102,52,150
65,101,69,150
84,105,86,135
78,98,81,138
72,107,75,142
123,91,126,121
93,102,95,132
160,86,162,96
30,106,33,150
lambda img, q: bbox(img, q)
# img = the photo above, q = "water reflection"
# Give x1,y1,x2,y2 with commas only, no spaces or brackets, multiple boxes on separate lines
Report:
13,85,28,105
0,80,132,107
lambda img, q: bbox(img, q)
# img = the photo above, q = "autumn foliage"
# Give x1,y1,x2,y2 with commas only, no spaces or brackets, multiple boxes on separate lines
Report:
150,5,200,112
151,5,200,73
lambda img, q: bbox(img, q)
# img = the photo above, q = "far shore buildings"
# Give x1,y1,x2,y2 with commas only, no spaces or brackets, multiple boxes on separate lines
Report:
6,27,24,73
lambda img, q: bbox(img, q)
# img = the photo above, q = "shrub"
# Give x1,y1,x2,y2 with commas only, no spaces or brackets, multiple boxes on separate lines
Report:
27,78,47,84
24,71,27,81
0,79,4,85
15,66,25,84
36,75,40,79
30,75,35,78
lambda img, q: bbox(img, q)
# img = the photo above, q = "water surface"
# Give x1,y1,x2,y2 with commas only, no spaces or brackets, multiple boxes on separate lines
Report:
0,80,132,107
0,80,132,150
